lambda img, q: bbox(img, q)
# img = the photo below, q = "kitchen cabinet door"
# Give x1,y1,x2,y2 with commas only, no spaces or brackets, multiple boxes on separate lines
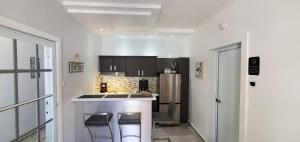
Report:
156,58,178,74
125,57,141,76
140,57,157,77
99,57,113,72
112,57,126,72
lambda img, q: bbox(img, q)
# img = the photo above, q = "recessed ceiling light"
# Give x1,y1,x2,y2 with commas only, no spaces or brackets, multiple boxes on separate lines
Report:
67,9,152,16
62,1,162,9
99,28,104,32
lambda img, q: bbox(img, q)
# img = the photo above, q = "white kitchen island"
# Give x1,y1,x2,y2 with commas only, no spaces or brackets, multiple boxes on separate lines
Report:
71,94,157,142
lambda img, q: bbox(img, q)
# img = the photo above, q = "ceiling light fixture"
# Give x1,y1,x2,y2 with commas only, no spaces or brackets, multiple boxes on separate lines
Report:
62,1,162,9
67,9,152,16
99,28,104,32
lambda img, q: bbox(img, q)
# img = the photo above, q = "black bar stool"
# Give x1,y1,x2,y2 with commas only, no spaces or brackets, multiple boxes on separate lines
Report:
118,112,141,142
84,113,114,142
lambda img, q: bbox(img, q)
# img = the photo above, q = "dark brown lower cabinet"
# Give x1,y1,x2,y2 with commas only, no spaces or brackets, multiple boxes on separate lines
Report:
152,96,159,112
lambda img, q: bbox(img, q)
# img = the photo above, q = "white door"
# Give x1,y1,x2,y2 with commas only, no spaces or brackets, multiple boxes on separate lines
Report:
216,46,241,142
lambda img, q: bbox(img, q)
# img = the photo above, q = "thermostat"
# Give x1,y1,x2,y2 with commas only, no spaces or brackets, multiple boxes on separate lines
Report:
248,57,260,75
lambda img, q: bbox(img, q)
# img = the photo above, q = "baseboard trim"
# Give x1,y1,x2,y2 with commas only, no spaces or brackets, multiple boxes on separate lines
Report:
188,121,207,142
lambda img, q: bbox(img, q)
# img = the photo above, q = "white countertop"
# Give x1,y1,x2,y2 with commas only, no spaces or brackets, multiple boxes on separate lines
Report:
71,93,158,102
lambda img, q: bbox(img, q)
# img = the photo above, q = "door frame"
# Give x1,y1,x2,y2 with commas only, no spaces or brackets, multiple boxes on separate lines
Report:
210,33,250,142
0,16,63,142
215,43,241,142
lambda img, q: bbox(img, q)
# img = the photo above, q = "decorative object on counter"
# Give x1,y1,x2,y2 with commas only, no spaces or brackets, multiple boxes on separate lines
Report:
95,75,157,93
69,53,84,73
164,67,171,73
140,91,152,97
170,62,177,73
195,61,204,79
100,83,108,93
139,79,149,92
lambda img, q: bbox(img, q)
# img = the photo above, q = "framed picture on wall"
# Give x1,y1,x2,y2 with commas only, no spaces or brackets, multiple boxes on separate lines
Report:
69,62,84,73
195,61,204,79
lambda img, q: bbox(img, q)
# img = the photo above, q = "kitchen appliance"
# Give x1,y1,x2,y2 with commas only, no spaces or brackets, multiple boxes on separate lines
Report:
159,74,181,124
139,79,149,92
100,83,108,93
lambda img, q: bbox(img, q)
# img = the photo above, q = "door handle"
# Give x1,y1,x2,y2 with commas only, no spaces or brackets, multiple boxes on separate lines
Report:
110,66,112,71
114,65,116,71
216,99,221,103
138,70,140,76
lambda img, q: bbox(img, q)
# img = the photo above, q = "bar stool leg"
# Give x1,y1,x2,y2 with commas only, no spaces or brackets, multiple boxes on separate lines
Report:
140,125,141,142
118,125,122,142
87,127,94,142
108,123,114,142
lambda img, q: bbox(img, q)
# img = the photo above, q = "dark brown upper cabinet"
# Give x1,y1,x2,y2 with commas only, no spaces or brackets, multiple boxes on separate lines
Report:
125,56,157,77
125,57,141,76
140,57,157,77
99,56,126,72
156,58,178,74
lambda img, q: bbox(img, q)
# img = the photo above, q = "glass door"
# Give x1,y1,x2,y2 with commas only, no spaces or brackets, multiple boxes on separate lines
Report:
0,27,55,142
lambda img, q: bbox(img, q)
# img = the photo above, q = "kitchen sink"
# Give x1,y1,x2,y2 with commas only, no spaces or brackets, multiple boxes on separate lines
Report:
105,94,128,98
130,94,153,98
78,95,104,98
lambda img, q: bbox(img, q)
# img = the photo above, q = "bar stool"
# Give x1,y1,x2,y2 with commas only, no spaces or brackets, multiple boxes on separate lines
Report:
152,102,178,142
84,113,114,142
118,112,141,142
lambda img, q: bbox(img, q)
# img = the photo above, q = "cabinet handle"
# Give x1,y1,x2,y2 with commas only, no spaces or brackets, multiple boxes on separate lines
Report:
138,70,140,76
110,66,112,71
114,65,116,71
142,70,144,76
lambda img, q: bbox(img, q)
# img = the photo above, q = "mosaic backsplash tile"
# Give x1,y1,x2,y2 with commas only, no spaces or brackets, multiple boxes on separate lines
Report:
95,75,158,93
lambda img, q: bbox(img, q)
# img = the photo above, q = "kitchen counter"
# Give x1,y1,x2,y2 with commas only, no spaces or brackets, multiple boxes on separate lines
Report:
71,93,157,142
71,93,158,102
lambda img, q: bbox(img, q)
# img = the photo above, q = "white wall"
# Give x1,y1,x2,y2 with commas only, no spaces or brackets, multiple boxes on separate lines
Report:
0,0,101,142
189,0,300,142
100,37,190,57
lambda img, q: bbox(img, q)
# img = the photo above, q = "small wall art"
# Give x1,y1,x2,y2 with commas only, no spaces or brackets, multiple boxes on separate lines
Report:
195,61,204,79
69,62,84,73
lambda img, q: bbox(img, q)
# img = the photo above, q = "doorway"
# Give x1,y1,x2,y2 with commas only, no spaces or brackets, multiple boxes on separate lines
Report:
215,44,241,142
0,26,56,142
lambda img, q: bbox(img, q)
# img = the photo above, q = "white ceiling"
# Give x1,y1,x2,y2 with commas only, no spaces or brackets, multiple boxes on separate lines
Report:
59,0,230,37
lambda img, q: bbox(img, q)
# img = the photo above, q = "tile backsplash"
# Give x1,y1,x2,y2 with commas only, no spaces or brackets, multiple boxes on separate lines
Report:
95,75,157,93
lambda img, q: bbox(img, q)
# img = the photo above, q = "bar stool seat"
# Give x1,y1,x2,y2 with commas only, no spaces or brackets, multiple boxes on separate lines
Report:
84,113,114,142
118,112,141,142
85,113,113,126
119,113,141,125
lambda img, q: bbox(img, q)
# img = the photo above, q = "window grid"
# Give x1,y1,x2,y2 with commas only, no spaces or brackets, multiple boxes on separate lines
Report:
0,38,53,142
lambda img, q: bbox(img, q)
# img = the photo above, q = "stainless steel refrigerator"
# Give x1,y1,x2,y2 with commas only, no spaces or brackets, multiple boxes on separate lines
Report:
159,74,181,124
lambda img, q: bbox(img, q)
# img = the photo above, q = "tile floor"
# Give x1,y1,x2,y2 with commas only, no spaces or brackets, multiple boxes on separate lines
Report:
21,124,203,142
153,124,204,142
